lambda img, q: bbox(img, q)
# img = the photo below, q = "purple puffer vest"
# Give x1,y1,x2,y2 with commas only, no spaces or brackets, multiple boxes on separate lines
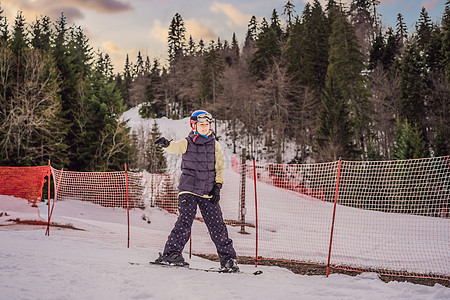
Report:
178,132,216,195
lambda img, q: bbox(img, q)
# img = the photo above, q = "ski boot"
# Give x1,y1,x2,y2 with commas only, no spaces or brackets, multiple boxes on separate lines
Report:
220,258,240,273
154,252,189,267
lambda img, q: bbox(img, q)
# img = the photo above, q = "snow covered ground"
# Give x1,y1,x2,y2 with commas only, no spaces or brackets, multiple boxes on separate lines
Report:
1,195,450,300
1,109,449,299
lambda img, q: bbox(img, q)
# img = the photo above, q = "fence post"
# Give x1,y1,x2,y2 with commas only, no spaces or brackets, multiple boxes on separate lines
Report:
252,159,259,267
239,148,248,234
46,160,51,236
125,163,130,248
46,168,63,236
326,158,342,277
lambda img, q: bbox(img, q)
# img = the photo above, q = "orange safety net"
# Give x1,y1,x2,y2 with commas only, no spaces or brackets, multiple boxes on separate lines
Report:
0,166,50,203
0,165,50,227
2,157,449,281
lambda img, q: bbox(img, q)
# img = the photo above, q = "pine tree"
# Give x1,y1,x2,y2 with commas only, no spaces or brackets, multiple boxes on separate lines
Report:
369,27,398,70
10,10,28,95
381,27,398,69
395,13,408,51
149,59,165,117
270,9,283,40
187,35,196,56
134,51,144,77
350,0,379,61
146,121,167,173
432,121,449,157
251,18,281,79
399,43,426,137
75,51,130,171
52,14,95,170
244,16,258,50
231,32,239,61
326,7,371,155
10,11,28,53
423,24,444,71
198,39,205,54
416,7,432,50
392,119,428,160
30,15,52,52
369,31,385,69
285,0,329,92
316,77,357,161
443,1,450,82
123,54,133,107
0,4,9,42
201,43,224,105
168,13,186,62
282,0,296,35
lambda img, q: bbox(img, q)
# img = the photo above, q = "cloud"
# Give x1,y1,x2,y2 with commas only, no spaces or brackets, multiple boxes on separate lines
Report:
149,19,167,44
185,19,217,41
102,41,125,55
150,18,217,44
67,0,133,14
422,0,441,12
209,2,251,28
1,0,132,23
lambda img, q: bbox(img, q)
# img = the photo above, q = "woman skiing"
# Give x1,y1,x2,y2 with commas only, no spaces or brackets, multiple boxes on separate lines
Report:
154,110,239,272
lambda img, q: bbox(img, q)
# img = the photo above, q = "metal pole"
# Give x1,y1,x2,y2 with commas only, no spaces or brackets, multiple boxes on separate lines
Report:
253,159,259,267
326,158,342,277
239,148,247,234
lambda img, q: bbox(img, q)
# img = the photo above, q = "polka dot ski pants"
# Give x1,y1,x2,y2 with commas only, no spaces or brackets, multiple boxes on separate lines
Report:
163,193,236,266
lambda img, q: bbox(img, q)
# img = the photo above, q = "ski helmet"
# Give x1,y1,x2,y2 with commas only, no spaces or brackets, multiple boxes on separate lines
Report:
190,110,212,131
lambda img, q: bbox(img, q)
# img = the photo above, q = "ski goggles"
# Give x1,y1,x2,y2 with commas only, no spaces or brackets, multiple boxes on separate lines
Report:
194,112,212,123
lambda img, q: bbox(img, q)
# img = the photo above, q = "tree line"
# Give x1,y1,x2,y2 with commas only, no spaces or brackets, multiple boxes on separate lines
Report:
0,0,449,172
0,7,133,170
129,0,449,165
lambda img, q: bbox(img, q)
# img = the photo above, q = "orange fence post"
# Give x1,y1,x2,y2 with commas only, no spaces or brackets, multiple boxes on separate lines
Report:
47,160,51,235
326,158,342,277
125,163,130,248
253,159,259,267
46,167,63,236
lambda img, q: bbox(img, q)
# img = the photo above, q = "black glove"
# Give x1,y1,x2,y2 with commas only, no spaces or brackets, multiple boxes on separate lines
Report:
209,183,222,204
155,137,170,148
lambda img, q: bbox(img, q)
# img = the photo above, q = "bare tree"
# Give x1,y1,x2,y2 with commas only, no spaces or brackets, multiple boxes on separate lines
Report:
292,86,318,162
368,64,401,158
426,70,450,149
257,59,291,163
0,49,64,164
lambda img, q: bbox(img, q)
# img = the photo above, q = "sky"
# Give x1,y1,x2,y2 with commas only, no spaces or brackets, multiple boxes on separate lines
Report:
0,0,446,72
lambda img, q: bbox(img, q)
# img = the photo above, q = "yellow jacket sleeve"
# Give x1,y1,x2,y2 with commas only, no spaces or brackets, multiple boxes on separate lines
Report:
164,139,188,154
215,141,224,184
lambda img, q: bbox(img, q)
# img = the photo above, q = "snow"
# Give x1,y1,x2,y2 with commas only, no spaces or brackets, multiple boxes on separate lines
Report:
121,105,298,170
1,195,449,299
1,109,449,298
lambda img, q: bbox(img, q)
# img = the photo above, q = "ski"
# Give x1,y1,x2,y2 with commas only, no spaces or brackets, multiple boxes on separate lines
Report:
129,261,263,275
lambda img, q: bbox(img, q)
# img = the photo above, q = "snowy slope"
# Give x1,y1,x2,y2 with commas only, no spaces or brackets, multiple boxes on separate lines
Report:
1,194,450,300
1,110,449,298
121,104,298,171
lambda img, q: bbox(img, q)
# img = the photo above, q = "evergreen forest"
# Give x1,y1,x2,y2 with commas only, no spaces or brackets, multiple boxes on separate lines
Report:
0,0,449,172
